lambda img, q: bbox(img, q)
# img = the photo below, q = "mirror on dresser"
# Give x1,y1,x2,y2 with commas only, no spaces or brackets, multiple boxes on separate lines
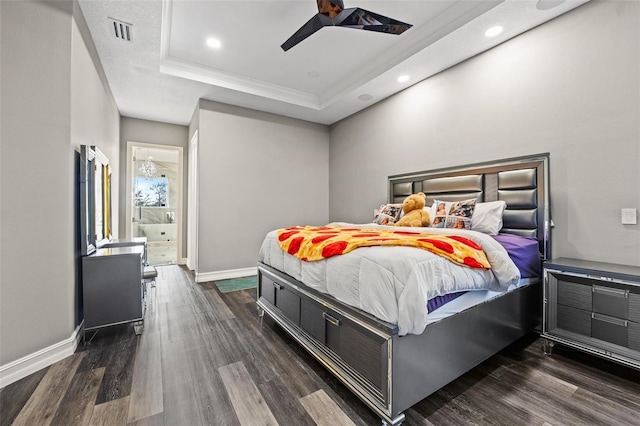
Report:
79,145,112,255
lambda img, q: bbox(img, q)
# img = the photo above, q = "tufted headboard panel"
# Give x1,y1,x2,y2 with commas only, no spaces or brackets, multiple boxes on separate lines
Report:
388,154,551,259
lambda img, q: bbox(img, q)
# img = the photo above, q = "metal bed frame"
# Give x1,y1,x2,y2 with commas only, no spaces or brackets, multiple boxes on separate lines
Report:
257,153,551,425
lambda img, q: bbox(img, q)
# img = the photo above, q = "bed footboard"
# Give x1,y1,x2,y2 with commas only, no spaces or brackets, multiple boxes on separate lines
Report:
257,263,403,424
257,262,541,424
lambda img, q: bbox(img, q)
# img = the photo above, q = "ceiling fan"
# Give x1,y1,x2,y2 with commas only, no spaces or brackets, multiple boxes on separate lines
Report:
281,0,413,51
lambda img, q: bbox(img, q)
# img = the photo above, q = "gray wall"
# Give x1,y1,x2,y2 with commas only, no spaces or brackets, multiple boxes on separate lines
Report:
119,117,189,258
196,100,330,274
1,0,120,366
329,0,640,266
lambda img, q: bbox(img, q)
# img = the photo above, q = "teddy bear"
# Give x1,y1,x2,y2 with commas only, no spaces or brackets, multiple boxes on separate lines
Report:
391,192,431,227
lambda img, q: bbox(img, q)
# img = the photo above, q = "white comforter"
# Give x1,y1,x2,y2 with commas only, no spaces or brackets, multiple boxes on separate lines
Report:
258,223,520,336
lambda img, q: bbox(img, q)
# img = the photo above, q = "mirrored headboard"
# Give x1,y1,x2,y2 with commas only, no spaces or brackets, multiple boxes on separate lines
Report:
388,153,551,259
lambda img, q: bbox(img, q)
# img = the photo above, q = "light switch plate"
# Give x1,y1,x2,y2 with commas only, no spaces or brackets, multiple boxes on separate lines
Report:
621,208,637,225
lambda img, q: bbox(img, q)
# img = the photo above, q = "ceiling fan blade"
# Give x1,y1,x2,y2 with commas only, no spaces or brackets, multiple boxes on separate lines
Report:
281,14,326,51
337,8,412,34
281,3,412,52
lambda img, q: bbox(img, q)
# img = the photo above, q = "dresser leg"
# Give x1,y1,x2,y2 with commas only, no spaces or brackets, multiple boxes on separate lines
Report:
134,321,144,335
542,339,555,355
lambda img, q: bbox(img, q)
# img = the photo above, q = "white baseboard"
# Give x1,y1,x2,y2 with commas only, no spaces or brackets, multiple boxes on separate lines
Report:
195,267,257,283
0,322,83,389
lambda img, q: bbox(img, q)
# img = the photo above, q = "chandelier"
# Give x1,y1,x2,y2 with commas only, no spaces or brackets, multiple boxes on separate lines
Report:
138,150,157,178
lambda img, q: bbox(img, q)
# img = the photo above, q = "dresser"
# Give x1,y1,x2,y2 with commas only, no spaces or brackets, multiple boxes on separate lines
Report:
99,237,148,264
543,257,640,370
82,245,145,337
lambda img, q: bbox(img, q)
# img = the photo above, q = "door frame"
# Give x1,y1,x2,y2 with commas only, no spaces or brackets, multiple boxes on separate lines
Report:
187,130,198,271
125,141,184,264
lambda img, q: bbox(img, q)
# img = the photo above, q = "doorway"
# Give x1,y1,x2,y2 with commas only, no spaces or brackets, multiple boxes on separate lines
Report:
126,142,183,266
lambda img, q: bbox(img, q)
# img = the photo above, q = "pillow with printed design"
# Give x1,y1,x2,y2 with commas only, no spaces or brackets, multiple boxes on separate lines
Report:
430,199,476,230
374,203,403,225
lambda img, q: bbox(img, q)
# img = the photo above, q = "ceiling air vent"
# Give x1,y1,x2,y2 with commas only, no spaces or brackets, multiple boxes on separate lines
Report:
109,18,132,42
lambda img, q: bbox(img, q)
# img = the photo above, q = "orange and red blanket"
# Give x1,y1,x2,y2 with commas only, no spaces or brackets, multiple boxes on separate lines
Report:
276,225,490,269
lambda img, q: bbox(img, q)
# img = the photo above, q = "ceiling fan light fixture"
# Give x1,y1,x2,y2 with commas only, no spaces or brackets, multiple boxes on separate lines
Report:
397,75,410,83
484,25,503,38
206,38,222,49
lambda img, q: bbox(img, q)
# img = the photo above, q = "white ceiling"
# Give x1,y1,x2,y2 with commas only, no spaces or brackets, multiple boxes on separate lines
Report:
78,0,588,126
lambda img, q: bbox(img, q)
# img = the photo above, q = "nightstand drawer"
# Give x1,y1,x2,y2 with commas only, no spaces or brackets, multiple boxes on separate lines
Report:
630,293,640,323
592,285,629,319
630,322,640,351
592,313,627,347
557,304,591,335
557,279,592,311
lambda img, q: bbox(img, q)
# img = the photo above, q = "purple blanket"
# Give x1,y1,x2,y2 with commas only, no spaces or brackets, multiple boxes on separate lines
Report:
427,291,466,312
492,233,541,278
428,233,540,313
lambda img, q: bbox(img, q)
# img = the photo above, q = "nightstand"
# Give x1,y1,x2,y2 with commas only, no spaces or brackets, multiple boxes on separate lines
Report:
542,257,640,370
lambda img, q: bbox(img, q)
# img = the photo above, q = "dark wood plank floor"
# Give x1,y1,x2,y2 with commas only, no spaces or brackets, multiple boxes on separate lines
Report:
2,265,640,425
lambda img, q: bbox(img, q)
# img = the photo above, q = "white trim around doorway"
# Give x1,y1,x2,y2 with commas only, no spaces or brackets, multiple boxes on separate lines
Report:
126,141,184,265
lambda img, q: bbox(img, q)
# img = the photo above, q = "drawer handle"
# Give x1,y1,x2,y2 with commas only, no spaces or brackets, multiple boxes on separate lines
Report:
322,312,340,327
273,283,283,290
592,285,628,298
591,312,628,327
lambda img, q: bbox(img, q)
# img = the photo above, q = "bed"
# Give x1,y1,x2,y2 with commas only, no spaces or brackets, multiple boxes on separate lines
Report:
256,153,551,425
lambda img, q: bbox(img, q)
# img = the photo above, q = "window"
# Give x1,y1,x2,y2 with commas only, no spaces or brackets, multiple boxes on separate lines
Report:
135,177,169,207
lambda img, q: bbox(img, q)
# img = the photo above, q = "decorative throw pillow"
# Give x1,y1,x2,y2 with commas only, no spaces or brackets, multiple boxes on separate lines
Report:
374,203,402,225
431,199,476,230
471,201,507,235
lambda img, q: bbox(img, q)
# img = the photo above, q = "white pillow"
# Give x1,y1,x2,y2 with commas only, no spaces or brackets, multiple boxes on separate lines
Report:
471,200,507,235
423,203,435,221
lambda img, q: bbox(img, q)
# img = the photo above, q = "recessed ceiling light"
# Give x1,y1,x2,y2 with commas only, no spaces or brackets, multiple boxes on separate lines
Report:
397,75,410,83
206,38,222,49
484,25,503,38
358,94,373,101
